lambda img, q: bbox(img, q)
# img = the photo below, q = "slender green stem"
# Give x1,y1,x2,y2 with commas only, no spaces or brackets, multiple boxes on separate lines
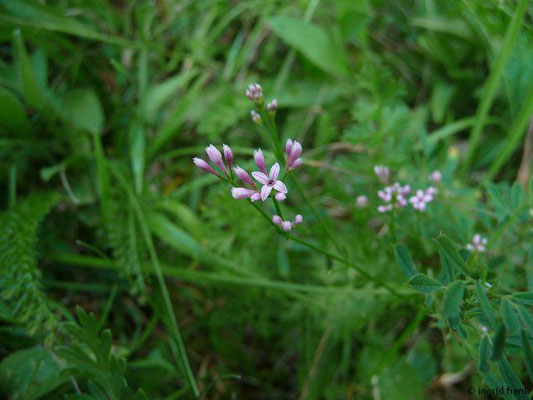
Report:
8,165,16,207
110,165,199,398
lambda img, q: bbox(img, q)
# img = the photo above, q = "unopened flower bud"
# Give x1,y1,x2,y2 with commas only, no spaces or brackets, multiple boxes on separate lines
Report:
356,195,368,208
223,144,233,169
206,144,227,175
193,157,219,177
275,192,286,201
267,99,278,117
293,214,303,225
245,83,263,104
281,221,292,232
234,166,254,186
254,148,266,173
251,110,262,124
430,170,442,184
272,215,282,225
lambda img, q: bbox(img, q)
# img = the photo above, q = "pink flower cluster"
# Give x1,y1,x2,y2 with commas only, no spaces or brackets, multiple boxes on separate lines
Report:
369,166,440,213
377,183,410,213
273,214,303,232
409,187,437,211
466,234,487,253
193,144,233,178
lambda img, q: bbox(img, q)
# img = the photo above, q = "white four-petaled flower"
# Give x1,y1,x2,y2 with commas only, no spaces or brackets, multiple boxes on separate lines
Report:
252,163,288,201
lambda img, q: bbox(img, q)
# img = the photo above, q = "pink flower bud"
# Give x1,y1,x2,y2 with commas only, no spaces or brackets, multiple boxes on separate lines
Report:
287,141,302,165
234,166,254,186
245,83,263,103
356,195,368,208
289,158,302,170
205,145,227,175
275,192,286,201
272,215,282,225
267,99,278,117
223,144,233,168
251,110,262,124
192,157,219,177
281,221,292,231
374,165,390,184
250,192,261,202
231,187,255,199
285,139,294,155
293,214,303,225
254,148,266,173
430,170,442,184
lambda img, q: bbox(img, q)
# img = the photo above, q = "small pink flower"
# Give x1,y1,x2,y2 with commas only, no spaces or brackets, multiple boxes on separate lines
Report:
231,188,257,200
430,170,442,184
281,221,292,231
250,192,261,202
374,165,390,184
251,110,261,124
377,182,409,212
409,189,432,211
252,162,288,201
425,186,438,200
467,234,487,253
293,215,303,225
234,166,254,187
356,195,368,208
223,144,233,169
205,145,227,176
272,215,282,225
245,83,263,103
193,157,219,177
275,192,286,201
378,204,393,213
254,148,266,174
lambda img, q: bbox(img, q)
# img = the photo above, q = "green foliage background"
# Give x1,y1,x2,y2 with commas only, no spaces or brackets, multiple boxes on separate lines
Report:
0,0,533,399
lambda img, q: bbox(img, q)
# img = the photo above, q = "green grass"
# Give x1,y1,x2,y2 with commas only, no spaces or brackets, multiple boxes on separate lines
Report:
0,0,533,399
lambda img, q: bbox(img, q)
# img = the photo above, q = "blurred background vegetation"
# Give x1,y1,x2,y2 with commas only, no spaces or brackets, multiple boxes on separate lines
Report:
0,0,532,399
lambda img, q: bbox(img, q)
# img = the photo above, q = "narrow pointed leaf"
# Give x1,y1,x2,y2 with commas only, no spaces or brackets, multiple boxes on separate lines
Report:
394,243,418,278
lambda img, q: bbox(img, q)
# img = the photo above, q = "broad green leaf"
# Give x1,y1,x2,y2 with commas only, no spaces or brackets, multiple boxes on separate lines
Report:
0,347,68,400
500,298,520,335
442,280,465,328
475,280,498,329
409,273,443,293
13,30,45,109
268,16,349,77
435,234,469,276
479,335,490,372
0,86,30,134
491,324,506,361
511,292,533,306
498,357,527,400
521,329,533,381
62,89,104,135
394,243,418,278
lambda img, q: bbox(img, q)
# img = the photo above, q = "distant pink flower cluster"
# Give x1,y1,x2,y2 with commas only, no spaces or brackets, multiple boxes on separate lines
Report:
273,214,303,232
377,183,411,213
358,166,441,213
466,234,487,253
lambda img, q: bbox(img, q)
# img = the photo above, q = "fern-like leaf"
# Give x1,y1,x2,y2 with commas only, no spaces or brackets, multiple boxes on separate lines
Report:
0,192,59,336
